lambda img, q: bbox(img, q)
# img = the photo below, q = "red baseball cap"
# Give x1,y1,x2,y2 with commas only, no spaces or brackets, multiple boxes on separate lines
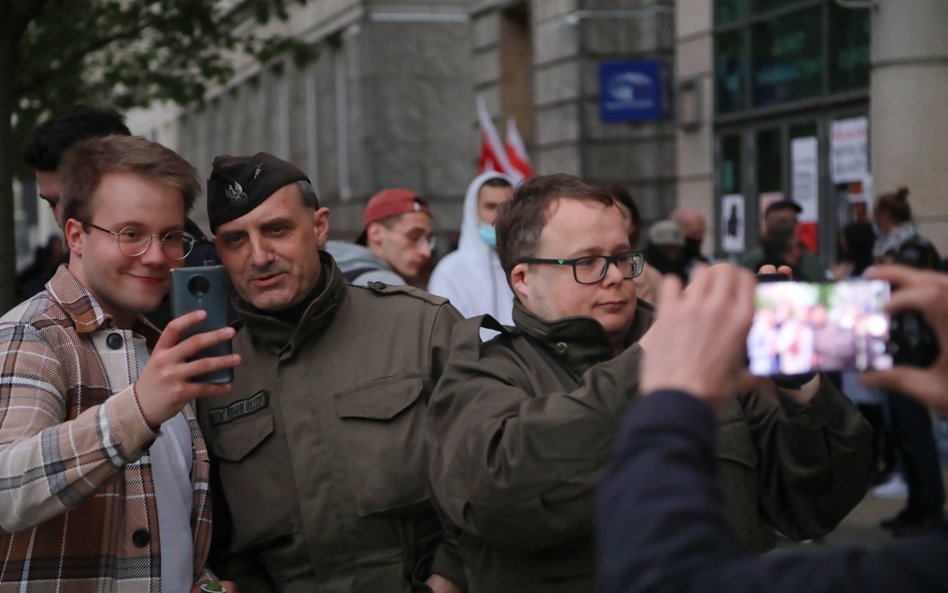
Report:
356,188,431,244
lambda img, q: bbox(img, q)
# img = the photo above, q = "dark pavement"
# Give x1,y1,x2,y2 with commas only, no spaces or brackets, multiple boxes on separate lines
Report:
774,470,948,554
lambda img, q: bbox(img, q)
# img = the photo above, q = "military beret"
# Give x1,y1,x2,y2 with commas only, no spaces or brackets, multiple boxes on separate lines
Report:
207,152,311,233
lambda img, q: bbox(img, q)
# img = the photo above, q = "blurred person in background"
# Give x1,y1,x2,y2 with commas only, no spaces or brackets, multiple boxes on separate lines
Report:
644,219,688,283
428,172,515,324
741,199,826,281
670,206,711,281
833,221,877,280
608,184,663,305
872,187,945,536
23,105,131,226
832,221,895,487
326,188,434,287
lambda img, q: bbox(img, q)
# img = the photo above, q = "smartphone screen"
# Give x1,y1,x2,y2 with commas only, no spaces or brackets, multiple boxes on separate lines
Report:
170,266,234,384
748,279,893,376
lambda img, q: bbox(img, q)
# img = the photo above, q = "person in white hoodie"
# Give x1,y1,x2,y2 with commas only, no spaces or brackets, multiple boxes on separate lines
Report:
429,172,515,325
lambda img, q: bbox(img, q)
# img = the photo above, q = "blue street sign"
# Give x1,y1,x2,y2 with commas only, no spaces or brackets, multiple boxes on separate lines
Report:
599,59,666,123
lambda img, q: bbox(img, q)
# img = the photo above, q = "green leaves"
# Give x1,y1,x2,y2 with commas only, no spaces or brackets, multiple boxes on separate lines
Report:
8,0,317,172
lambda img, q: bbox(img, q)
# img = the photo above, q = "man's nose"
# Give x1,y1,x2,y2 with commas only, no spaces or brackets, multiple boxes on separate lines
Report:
139,236,168,265
418,240,432,259
248,235,274,266
602,258,626,285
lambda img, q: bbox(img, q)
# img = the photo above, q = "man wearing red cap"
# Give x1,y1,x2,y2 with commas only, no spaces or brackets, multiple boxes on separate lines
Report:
326,188,435,287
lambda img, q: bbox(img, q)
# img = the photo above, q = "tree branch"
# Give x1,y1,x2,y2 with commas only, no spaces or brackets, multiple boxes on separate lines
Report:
10,0,57,44
13,15,167,97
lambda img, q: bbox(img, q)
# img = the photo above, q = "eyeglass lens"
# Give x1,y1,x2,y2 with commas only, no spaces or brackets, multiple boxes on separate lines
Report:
575,253,642,284
116,228,194,260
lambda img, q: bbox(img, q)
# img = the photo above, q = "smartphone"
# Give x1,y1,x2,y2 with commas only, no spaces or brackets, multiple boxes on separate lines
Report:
171,266,234,384
747,279,893,376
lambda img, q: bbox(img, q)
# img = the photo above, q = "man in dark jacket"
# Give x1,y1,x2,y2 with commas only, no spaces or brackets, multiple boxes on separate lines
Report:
197,153,464,593
598,263,948,593
428,174,872,593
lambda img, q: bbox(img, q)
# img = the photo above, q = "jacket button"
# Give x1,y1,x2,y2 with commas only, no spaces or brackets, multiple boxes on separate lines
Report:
132,529,150,547
106,333,124,350
555,342,568,355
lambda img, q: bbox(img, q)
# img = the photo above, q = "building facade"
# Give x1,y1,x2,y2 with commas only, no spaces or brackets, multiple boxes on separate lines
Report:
676,0,948,264
127,0,681,240
18,0,945,265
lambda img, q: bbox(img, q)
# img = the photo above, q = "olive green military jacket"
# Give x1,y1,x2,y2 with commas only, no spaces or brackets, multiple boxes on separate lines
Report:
428,300,872,593
198,255,465,593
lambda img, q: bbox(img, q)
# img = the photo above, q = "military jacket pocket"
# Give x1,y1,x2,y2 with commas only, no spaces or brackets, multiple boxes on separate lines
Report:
334,374,430,517
208,400,299,552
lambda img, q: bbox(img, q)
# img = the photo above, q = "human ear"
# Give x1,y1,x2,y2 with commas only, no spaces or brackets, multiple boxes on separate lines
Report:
510,262,531,302
64,218,85,256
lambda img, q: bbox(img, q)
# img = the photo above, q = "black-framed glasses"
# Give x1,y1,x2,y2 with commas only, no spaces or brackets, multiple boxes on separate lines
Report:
519,250,645,284
85,223,195,260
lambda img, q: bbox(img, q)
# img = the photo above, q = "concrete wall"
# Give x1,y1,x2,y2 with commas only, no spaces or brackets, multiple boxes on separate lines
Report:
673,0,714,246
128,0,474,239
871,0,948,255
127,0,685,242
472,0,678,223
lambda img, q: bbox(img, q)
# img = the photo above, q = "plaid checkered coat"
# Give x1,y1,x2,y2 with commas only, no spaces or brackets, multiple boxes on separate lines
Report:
0,266,212,592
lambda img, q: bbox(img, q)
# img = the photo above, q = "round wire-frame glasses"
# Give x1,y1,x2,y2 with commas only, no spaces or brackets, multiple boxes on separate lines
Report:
85,222,196,260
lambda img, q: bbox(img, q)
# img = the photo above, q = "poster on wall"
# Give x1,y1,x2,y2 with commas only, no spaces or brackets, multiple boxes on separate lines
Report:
791,137,819,222
721,194,745,254
831,117,868,184
846,173,874,223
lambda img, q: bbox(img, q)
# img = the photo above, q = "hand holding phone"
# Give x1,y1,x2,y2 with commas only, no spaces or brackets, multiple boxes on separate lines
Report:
861,265,946,412
171,266,235,384
748,279,893,376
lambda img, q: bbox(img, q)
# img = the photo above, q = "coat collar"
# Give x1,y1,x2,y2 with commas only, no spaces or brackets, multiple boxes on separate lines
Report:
234,251,347,355
510,298,655,371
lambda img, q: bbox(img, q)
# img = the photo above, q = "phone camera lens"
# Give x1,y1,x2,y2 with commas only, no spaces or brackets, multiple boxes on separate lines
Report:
188,275,211,298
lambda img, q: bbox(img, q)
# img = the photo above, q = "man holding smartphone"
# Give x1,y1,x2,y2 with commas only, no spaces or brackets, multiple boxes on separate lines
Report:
0,135,240,592
427,174,872,593
199,153,464,593
598,263,948,593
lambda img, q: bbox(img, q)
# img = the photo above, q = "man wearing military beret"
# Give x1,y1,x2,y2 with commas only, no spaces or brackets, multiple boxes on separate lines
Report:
197,153,464,593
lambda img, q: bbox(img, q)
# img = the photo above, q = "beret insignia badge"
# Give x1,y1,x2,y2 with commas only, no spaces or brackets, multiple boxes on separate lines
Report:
225,181,248,204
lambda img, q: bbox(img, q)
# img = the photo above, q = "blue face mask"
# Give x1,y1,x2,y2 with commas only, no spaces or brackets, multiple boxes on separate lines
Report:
477,222,497,248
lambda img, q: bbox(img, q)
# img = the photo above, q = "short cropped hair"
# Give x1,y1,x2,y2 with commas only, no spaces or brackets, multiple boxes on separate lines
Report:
297,180,320,209
495,173,619,279
59,135,200,224
605,184,642,248
23,106,131,172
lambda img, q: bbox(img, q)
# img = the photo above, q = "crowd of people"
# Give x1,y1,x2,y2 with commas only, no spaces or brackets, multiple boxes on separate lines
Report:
0,105,945,593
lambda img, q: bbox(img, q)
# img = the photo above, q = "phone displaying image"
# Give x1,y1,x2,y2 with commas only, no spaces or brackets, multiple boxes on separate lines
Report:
748,279,893,376
171,265,234,384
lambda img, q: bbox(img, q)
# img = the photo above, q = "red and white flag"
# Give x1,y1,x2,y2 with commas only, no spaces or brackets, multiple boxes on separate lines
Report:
477,96,513,177
504,117,532,182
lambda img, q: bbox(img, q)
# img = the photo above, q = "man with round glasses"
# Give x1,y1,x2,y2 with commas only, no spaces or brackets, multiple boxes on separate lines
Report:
0,135,239,592
84,222,197,259
428,173,871,593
